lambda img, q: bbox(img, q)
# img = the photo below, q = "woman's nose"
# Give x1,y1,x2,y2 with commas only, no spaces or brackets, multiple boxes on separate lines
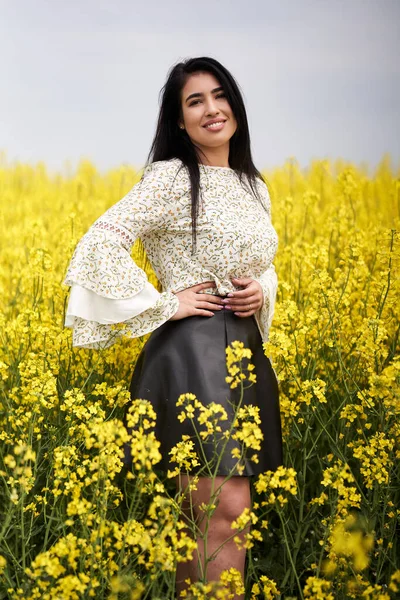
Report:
205,98,220,114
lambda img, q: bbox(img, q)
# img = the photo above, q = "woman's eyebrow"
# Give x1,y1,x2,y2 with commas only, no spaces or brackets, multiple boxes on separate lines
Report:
185,86,223,103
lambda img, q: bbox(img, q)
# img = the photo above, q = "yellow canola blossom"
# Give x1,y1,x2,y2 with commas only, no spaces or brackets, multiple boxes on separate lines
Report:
0,155,399,598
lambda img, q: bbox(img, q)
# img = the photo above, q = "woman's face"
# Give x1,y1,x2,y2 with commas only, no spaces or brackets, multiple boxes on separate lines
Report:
179,71,237,159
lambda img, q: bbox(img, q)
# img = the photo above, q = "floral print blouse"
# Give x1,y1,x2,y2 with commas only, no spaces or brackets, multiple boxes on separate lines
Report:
63,158,278,349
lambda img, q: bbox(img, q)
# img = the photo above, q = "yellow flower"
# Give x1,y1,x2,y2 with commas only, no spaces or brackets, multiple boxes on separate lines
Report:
225,340,257,388
219,567,245,598
303,576,334,599
254,466,297,506
351,432,395,490
167,437,200,476
0,555,6,575
231,507,258,531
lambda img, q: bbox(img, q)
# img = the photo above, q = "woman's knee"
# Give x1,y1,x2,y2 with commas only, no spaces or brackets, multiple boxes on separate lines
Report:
176,475,251,522
213,478,251,523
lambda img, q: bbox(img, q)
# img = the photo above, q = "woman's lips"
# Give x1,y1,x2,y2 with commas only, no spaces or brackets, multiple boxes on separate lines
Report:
203,120,226,132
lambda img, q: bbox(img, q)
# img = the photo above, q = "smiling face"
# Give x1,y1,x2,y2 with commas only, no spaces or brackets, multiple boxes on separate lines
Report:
179,71,237,165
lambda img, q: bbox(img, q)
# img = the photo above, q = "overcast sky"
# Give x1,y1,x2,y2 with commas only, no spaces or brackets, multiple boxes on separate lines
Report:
1,0,399,173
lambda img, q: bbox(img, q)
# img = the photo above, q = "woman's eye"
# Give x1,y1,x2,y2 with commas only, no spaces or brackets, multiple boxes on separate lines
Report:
189,93,226,107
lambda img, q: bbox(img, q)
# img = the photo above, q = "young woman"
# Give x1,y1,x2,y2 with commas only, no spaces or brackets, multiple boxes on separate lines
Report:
63,56,283,598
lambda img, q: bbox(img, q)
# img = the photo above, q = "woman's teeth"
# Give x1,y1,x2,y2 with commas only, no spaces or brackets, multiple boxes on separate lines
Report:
205,121,224,129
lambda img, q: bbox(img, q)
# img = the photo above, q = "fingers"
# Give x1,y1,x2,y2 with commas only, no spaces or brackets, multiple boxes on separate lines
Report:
195,309,217,317
223,291,261,316
191,281,216,292
233,308,255,318
228,286,257,298
232,277,253,286
196,300,223,311
193,283,224,306
189,302,217,317
175,280,264,319
178,301,217,319
224,279,263,313
225,294,259,308
199,295,225,306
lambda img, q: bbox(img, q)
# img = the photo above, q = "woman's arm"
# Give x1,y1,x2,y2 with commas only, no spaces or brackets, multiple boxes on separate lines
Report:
63,160,180,349
221,266,278,342
221,177,278,341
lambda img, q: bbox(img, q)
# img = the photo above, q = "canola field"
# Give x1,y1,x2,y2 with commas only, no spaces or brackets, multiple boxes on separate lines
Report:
0,154,399,599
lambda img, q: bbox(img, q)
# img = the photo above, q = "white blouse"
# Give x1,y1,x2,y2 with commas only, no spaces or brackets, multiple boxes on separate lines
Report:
63,158,278,349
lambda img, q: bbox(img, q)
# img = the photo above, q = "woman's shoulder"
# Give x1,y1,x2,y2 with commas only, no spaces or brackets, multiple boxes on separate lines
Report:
138,158,188,193
142,157,186,178
253,175,272,215
253,173,269,193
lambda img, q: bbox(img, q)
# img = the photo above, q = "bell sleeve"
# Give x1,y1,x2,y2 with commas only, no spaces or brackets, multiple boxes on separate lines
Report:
62,160,180,349
253,263,278,343
253,179,278,343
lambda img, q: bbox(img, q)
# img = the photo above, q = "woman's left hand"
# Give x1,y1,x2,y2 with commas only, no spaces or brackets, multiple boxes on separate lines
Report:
222,277,264,317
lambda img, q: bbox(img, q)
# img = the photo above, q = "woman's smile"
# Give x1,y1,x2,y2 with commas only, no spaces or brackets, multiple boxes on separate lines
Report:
203,120,226,131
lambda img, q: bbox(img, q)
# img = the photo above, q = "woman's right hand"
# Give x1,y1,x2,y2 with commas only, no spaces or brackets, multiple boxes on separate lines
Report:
168,281,225,321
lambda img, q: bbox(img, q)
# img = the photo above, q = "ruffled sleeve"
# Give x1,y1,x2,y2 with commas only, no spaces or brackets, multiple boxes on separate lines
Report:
253,178,278,343
253,263,278,342
62,160,180,349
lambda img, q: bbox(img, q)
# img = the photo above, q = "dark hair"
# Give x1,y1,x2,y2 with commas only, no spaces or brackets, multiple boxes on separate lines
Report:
145,56,266,253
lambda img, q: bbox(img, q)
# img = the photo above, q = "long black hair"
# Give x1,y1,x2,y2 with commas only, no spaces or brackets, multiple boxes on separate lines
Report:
145,56,267,253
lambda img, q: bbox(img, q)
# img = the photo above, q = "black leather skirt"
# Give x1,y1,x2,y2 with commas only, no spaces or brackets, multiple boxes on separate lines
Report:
123,308,283,477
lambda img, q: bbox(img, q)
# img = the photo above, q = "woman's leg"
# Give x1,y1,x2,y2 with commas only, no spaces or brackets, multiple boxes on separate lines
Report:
175,475,251,599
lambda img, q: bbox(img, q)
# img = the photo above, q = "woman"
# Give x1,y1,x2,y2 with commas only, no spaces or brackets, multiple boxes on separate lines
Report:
63,56,283,597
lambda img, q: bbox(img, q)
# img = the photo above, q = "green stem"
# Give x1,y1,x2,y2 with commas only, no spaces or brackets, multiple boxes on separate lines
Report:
277,507,304,599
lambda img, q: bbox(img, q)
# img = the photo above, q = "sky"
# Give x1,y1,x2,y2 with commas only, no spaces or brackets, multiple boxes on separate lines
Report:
0,0,399,173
